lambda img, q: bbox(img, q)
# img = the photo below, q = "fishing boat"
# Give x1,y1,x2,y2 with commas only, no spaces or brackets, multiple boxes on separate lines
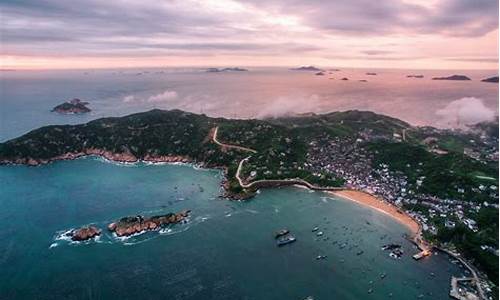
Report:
274,229,290,239
277,235,296,246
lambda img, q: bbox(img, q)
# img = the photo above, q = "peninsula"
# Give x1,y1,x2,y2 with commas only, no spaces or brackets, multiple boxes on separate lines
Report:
0,109,498,290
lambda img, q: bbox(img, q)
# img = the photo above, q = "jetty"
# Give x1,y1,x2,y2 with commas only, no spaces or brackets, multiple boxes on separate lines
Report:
412,249,430,260
450,277,479,300
437,248,486,300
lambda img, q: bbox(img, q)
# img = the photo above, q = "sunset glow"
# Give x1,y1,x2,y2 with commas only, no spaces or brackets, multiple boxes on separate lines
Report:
0,0,498,70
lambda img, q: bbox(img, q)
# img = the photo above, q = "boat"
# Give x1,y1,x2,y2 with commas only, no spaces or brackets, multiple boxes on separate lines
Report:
356,250,364,256
316,255,327,260
312,226,319,232
316,231,324,236
274,229,290,239
381,243,401,251
389,249,403,259
277,235,296,246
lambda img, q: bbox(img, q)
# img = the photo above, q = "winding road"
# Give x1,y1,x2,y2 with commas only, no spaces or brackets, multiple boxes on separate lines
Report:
211,126,345,191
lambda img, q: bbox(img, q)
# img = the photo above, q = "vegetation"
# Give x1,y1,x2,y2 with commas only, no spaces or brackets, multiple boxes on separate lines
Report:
0,109,497,284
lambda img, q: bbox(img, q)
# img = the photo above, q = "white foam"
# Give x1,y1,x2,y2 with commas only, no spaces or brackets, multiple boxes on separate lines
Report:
54,229,74,242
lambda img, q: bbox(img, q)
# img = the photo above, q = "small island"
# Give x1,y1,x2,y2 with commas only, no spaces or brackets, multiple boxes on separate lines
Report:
107,210,191,237
432,75,471,81
290,66,323,71
366,72,377,76
206,67,248,72
315,71,325,76
407,75,424,78
481,76,499,83
70,226,101,241
52,98,91,114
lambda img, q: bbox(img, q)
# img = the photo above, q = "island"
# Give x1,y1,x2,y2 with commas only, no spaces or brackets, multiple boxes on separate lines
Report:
206,67,248,72
407,75,424,78
315,71,325,76
0,109,498,294
481,76,499,83
108,210,191,237
366,72,377,75
52,98,91,114
290,66,323,71
432,75,471,81
70,226,101,241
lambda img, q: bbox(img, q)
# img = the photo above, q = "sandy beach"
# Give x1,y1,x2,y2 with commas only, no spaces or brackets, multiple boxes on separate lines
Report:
332,190,420,237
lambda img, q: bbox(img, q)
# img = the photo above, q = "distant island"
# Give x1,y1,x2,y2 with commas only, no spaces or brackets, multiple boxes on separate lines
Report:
206,67,248,72
366,72,377,76
481,76,499,83
290,66,323,71
0,109,498,288
407,75,424,78
315,71,325,76
432,75,471,81
52,98,91,114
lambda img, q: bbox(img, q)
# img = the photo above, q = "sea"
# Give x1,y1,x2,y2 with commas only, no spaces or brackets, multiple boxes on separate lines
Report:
0,67,498,299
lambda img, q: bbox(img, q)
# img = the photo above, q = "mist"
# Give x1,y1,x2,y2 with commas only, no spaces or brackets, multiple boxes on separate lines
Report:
435,97,496,128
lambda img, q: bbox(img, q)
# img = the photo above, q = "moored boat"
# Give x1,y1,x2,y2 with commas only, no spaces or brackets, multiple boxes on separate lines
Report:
274,229,290,239
277,235,296,246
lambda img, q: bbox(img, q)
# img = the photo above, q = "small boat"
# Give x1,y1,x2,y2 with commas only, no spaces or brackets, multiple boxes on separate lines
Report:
380,273,387,279
356,250,364,256
316,255,327,260
368,288,373,294
381,244,401,251
389,249,403,259
316,231,324,236
312,227,319,232
277,235,296,246
274,229,290,239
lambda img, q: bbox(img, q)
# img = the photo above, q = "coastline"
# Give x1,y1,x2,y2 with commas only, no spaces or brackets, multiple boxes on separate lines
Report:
331,190,420,237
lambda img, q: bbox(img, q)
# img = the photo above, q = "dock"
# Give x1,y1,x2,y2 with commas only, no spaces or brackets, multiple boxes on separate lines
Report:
450,276,479,300
412,250,430,260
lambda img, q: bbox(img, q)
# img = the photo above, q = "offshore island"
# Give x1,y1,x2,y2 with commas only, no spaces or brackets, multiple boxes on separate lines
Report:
0,109,498,299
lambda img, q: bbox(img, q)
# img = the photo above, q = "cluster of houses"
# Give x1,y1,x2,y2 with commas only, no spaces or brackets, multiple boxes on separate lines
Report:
305,134,498,256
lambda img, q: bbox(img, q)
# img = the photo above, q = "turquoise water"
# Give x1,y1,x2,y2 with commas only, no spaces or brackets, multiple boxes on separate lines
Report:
0,158,464,299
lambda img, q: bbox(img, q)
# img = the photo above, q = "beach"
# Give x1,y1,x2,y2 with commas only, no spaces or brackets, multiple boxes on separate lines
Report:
332,190,420,237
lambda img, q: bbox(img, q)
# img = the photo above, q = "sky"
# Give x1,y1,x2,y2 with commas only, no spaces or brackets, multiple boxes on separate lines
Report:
0,0,498,70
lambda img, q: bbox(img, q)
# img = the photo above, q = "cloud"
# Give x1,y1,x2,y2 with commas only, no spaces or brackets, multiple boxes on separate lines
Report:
436,97,496,127
250,0,498,37
0,0,497,68
147,90,178,103
361,50,395,56
256,94,323,118
122,90,178,103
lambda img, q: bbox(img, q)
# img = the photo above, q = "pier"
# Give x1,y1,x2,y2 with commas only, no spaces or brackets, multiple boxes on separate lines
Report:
450,277,479,300
412,249,430,260
437,248,486,300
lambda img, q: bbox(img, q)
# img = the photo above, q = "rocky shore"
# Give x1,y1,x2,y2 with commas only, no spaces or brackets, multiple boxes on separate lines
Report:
0,148,194,166
107,210,191,237
70,226,101,241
